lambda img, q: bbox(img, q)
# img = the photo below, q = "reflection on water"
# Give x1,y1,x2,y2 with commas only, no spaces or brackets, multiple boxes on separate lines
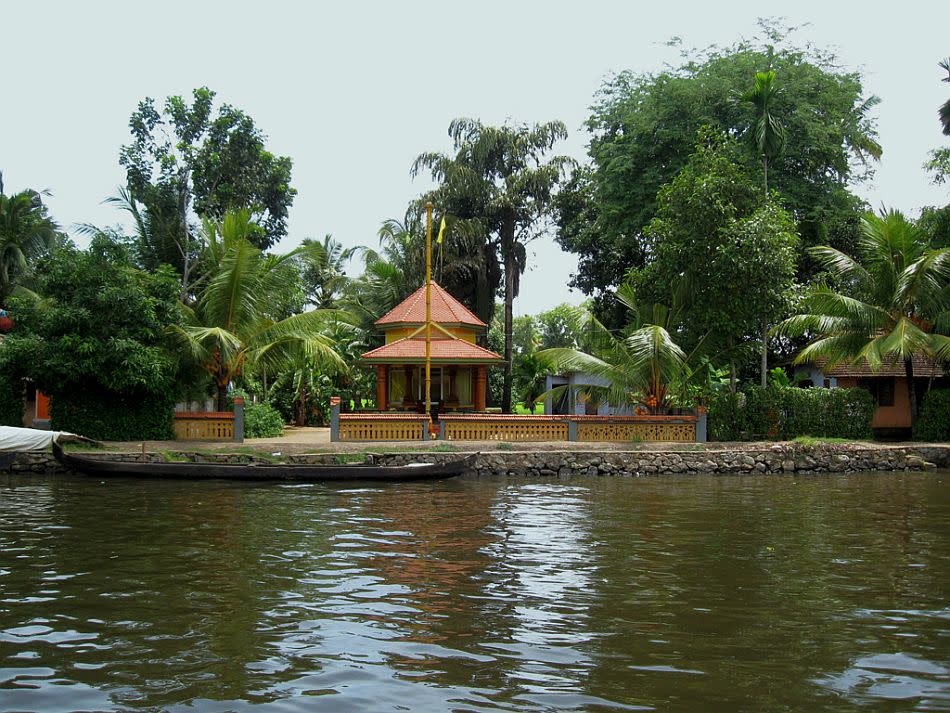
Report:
0,471,948,711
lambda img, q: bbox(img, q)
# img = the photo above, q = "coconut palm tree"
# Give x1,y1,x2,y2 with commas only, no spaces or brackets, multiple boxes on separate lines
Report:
0,173,58,303
300,234,356,309
413,118,571,412
774,209,950,428
171,210,344,410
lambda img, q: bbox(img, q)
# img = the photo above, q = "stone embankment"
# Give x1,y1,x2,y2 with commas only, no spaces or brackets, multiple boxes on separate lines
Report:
7,442,949,477
371,443,950,476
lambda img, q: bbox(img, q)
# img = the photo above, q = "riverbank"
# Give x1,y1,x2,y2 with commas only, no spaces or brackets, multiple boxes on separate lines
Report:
5,438,950,476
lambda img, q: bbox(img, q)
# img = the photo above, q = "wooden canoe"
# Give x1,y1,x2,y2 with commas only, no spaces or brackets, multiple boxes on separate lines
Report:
52,442,473,482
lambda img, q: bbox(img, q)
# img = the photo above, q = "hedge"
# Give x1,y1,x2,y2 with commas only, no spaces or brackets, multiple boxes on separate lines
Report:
0,370,23,426
709,386,875,441
914,389,950,441
244,402,285,438
51,390,174,441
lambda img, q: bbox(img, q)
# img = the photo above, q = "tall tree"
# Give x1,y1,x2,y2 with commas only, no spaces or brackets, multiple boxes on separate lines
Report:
171,211,342,410
635,131,799,390
119,87,296,297
0,173,58,303
1,235,185,440
300,234,356,309
741,67,788,385
775,210,950,429
556,26,880,310
413,118,570,412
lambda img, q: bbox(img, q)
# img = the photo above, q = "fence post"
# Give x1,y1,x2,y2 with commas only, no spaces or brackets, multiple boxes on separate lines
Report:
696,410,707,443
330,397,341,442
567,418,578,442
233,397,245,443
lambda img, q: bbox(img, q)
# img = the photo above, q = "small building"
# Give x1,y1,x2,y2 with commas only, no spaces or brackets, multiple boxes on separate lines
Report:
794,356,949,432
543,372,636,416
360,282,503,412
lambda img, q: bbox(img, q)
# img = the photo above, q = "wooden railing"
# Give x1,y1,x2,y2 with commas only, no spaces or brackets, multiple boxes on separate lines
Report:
173,412,235,441
573,415,697,443
330,405,702,443
338,414,428,441
442,415,569,442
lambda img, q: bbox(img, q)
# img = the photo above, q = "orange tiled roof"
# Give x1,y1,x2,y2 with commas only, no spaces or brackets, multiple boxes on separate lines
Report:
815,354,947,378
361,337,503,363
375,281,485,328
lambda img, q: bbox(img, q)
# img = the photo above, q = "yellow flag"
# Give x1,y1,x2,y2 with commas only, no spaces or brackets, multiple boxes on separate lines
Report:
436,216,446,244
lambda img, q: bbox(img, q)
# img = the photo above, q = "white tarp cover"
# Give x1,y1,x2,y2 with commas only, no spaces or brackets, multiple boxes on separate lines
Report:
0,426,74,452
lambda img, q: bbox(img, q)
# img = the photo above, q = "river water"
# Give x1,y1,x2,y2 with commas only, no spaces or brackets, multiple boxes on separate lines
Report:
0,471,948,712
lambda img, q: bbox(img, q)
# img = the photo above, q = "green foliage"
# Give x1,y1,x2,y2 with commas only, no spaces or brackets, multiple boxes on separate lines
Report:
636,131,799,351
557,26,879,301
0,172,59,302
2,235,188,440
775,210,950,426
709,386,875,441
120,87,296,252
913,389,950,441
52,390,174,441
0,366,23,426
170,210,344,410
243,402,285,439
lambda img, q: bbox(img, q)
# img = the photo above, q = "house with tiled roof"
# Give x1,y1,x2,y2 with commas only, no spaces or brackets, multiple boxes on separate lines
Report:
361,281,503,412
794,355,949,433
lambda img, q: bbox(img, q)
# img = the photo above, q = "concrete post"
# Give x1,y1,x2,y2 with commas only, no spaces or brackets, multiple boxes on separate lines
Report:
439,420,446,440
696,411,708,443
233,396,245,443
330,396,341,442
567,419,578,442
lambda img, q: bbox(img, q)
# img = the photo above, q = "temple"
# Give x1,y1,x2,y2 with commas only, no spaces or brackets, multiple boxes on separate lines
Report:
360,281,503,412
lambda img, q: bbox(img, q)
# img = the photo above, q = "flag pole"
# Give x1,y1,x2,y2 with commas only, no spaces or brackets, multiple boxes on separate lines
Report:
425,202,433,426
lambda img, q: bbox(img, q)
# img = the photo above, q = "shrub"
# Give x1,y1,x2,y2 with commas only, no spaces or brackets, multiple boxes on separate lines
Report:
709,385,875,441
51,390,174,441
914,389,950,441
0,369,23,426
244,402,285,438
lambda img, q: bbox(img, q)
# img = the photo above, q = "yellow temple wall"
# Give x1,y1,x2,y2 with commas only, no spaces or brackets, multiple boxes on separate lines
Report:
384,325,477,344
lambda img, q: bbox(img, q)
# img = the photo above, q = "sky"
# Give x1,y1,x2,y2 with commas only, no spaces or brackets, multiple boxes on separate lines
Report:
2,1,948,316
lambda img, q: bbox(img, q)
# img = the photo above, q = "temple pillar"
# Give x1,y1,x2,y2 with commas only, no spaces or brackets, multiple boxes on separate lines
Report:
376,365,388,411
474,366,487,411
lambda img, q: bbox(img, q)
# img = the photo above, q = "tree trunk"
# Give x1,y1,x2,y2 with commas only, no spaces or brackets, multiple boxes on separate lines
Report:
904,357,918,431
728,336,737,395
763,156,769,195
501,218,516,414
760,322,768,388
294,382,308,426
216,381,229,412
178,169,193,302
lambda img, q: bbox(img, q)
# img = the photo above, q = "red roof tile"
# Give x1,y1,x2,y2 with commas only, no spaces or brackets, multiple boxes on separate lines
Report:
375,281,485,328
361,337,503,363
814,354,946,378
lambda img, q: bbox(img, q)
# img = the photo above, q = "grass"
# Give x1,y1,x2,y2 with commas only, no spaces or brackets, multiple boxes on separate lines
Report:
791,436,866,446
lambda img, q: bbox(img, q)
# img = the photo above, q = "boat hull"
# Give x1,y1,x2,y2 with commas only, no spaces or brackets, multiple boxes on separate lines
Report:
52,443,473,482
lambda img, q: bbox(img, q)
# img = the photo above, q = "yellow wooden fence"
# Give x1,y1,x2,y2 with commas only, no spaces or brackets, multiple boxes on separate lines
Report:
173,412,234,441
338,414,428,441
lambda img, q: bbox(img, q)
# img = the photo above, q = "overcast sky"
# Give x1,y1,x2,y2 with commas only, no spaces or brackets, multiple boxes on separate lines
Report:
2,1,948,315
